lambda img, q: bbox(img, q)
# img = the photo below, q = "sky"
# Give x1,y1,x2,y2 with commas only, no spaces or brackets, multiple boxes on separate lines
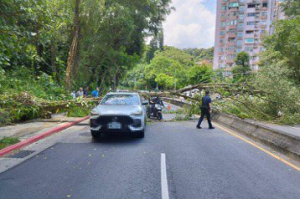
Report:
163,0,216,49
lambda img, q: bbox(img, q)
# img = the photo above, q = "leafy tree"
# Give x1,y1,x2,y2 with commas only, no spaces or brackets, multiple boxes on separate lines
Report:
183,47,214,61
232,51,251,82
264,18,300,83
187,64,213,85
282,0,300,18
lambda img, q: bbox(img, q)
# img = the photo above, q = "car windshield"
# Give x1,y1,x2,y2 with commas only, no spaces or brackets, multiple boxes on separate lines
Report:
101,94,140,105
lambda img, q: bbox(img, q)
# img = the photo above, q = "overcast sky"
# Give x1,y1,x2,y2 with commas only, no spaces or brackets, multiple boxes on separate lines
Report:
163,0,216,49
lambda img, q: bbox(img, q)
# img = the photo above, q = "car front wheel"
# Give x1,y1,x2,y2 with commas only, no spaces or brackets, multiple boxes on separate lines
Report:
91,130,101,139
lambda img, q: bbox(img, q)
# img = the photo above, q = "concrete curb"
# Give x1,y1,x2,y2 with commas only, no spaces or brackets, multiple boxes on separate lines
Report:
213,112,300,161
166,98,300,161
0,116,90,157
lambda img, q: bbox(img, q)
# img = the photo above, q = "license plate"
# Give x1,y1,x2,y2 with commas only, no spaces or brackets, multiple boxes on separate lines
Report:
108,122,122,129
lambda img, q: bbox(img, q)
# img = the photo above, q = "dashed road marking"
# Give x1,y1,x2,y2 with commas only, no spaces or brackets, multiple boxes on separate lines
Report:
161,153,170,199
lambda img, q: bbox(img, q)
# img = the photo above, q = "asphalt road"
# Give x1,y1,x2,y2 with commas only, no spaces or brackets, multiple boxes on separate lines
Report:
0,118,300,199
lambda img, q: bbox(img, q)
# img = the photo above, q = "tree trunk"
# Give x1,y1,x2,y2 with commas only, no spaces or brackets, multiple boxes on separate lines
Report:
66,0,80,90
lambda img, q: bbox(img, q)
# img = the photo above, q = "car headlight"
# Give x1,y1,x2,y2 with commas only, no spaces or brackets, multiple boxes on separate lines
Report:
131,110,143,116
90,110,100,118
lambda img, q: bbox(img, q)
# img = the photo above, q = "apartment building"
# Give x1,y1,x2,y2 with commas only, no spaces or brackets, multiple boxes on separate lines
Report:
213,0,278,72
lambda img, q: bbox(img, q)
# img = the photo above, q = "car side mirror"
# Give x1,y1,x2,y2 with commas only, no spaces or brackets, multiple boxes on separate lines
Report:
142,101,149,105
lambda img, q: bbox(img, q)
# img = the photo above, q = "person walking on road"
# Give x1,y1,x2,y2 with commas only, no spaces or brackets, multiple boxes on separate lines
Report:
197,90,215,129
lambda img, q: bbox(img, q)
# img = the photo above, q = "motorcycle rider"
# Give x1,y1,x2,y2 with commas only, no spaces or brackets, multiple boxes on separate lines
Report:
149,96,164,116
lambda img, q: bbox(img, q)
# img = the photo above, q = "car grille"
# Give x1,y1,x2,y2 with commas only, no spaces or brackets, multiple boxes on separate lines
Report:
98,116,133,124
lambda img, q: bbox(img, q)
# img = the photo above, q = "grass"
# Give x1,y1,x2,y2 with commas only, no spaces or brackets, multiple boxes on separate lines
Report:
0,137,20,150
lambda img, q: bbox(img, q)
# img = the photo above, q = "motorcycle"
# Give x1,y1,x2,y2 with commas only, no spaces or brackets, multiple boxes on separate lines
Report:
147,103,163,120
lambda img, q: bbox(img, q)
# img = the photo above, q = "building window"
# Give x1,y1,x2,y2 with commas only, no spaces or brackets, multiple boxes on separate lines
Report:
239,0,244,2
246,30,254,34
220,47,224,52
229,2,239,8
220,31,225,35
230,20,237,25
247,13,255,17
247,21,255,25
261,21,267,25
239,15,244,20
239,6,244,11
228,55,236,59
262,12,267,16
222,5,227,10
262,3,268,7
238,23,243,28
245,47,253,52
248,4,256,8
245,38,254,43
237,48,242,52
221,22,226,27
260,30,266,34
237,40,243,45
238,32,243,37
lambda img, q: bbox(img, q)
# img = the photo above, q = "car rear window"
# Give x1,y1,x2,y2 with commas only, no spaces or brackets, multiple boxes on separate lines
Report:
101,95,140,105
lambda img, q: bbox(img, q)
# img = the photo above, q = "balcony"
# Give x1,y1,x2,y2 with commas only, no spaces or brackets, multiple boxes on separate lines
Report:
261,24,267,29
262,7,268,11
227,42,236,47
228,50,236,54
221,17,227,22
228,7,238,12
229,16,238,20
228,33,236,37
261,15,267,20
219,52,224,55
226,60,234,64
228,25,237,29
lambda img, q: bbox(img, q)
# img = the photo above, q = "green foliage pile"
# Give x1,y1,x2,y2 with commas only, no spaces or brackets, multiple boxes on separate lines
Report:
66,98,98,117
0,137,20,150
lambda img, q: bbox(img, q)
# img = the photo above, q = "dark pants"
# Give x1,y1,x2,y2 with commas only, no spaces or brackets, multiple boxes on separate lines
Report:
197,107,213,128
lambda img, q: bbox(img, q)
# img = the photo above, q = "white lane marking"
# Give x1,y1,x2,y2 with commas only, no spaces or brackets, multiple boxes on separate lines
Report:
161,153,170,199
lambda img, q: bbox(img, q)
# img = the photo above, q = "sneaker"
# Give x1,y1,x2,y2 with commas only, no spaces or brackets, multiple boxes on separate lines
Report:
209,127,215,129
196,125,202,129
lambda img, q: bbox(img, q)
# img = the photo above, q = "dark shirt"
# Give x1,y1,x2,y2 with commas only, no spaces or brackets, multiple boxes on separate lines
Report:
202,95,212,108
83,89,89,97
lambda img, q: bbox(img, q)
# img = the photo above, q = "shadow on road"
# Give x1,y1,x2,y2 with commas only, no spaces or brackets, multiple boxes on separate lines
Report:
92,134,144,145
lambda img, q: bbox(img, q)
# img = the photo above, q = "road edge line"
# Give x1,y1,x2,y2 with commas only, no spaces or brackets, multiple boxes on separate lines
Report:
161,153,170,199
214,123,300,171
0,116,90,157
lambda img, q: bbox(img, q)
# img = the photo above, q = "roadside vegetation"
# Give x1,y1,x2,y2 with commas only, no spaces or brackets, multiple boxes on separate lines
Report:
0,137,20,150
0,0,172,126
